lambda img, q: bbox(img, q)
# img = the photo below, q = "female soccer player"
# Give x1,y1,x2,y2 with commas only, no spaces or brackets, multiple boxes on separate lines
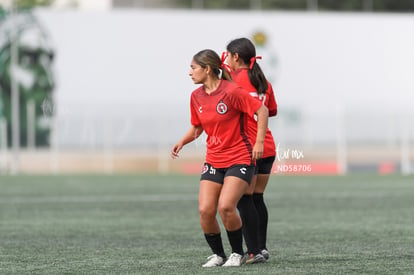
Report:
225,37,278,262
171,49,269,267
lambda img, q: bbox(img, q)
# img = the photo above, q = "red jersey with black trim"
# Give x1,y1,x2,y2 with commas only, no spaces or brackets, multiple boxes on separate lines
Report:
231,68,277,158
190,80,262,168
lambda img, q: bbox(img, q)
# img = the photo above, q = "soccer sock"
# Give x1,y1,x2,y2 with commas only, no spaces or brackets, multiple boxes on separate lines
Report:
237,194,261,255
253,193,268,250
226,227,244,255
204,233,226,258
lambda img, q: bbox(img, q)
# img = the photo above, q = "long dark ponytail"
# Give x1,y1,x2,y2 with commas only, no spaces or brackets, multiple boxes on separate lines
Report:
227,37,268,94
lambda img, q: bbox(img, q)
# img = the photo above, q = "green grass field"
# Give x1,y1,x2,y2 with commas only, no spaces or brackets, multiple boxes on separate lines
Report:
1,173,413,274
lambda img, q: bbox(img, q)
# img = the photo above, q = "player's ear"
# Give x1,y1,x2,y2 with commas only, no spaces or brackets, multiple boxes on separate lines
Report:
205,64,212,75
233,53,240,62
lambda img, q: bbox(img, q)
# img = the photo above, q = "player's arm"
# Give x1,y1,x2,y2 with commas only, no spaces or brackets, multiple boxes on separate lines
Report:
252,105,269,160
171,125,204,159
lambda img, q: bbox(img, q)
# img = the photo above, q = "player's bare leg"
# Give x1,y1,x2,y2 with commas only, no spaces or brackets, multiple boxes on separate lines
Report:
254,174,270,193
199,180,226,266
219,176,248,266
199,180,221,233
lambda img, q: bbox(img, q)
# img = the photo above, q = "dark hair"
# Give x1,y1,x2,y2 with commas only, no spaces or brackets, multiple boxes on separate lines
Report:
193,49,232,81
227,37,268,94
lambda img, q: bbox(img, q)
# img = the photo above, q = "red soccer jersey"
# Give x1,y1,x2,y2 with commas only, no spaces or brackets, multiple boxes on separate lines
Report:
231,68,277,158
190,80,262,168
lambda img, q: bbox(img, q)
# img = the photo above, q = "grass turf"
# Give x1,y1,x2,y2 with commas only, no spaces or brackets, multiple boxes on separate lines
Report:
0,173,413,274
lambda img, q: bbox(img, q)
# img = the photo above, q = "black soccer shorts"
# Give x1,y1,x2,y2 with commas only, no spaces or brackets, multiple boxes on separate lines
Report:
200,163,255,185
255,156,276,175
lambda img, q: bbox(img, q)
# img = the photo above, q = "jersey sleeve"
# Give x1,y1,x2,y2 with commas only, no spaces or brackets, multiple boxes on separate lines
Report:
266,82,278,117
190,94,201,126
229,86,263,117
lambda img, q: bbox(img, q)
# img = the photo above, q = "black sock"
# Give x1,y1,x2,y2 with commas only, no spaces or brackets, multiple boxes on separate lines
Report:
226,227,244,255
204,233,226,258
253,193,268,250
237,194,261,255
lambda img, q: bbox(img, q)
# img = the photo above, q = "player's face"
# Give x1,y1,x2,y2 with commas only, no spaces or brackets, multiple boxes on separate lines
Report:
189,59,207,84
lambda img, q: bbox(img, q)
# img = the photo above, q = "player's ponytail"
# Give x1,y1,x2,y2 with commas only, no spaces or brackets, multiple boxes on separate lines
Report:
227,37,268,94
249,56,268,95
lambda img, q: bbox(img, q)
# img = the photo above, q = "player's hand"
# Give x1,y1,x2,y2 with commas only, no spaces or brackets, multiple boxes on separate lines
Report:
252,142,264,160
171,143,183,159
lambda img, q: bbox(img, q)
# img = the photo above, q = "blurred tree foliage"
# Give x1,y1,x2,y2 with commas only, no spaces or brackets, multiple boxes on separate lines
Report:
175,0,414,11
375,0,414,11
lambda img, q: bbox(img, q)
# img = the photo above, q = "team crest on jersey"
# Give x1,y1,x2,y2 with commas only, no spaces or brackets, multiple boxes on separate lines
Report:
216,100,228,115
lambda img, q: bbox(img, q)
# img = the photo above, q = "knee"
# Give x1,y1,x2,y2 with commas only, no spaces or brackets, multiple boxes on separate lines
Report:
218,203,234,220
199,205,216,222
